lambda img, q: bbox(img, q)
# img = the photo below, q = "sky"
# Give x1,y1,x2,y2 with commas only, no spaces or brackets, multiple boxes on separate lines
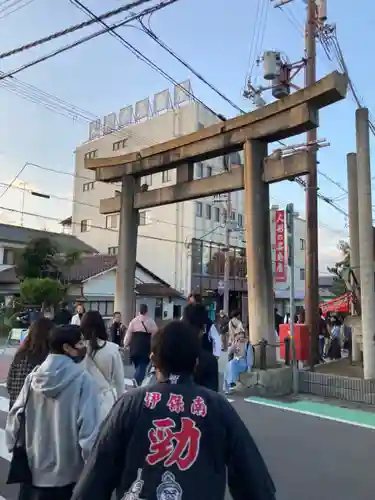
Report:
0,0,371,273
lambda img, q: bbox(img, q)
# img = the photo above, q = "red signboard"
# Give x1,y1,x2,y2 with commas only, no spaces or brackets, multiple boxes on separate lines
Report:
275,210,286,283
319,293,351,314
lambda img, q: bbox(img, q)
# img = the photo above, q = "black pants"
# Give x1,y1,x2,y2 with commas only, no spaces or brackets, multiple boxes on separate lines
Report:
19,483,75,500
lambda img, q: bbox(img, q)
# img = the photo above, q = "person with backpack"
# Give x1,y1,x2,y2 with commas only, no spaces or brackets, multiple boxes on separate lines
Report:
124,304,158,386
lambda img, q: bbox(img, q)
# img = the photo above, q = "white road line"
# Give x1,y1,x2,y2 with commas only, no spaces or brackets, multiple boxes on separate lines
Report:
124,377,135,387
244,398,375,431
227,398,234,403
0,397,8,413
0,428,11,462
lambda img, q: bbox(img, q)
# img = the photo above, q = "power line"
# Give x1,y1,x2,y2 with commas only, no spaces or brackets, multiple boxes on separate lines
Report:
69,0,222,119
0,0,156,61
0,0,36,20
0,0,179,82
0,162,28,200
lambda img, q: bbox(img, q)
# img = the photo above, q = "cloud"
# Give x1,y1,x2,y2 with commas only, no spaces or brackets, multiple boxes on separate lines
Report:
318,226,347,272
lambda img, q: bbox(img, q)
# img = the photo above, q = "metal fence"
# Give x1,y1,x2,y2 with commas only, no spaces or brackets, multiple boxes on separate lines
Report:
298,370,375,405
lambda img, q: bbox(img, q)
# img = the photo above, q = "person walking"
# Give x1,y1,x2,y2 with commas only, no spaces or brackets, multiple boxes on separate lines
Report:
81,310,125,421
54,302,72,326
71,320,276,500
183,303,219,392
6,317,54,410
124,304,158,386
217,310,229,351
109,311,126,346
6,324,100,500
71,303,85,326
228,310,245,345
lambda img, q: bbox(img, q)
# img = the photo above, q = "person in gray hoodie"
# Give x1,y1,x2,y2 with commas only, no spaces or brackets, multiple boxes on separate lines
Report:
6,324,101,500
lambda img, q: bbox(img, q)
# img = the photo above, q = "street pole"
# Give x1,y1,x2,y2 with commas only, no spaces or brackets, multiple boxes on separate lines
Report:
305,0,319,367
346,152,361,362
355,108,375,380
286,203,299,394
223,192,231,316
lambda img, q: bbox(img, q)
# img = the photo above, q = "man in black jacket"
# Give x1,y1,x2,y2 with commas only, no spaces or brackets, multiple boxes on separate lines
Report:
182,303,218,392
71,321,276,500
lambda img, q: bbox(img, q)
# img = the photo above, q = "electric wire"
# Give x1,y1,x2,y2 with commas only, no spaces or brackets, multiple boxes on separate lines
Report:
0,0,157,60
0,0,36,20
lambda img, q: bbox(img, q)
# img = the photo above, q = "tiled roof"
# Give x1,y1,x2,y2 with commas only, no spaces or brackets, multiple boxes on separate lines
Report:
0,223,97,253
64,254,117,282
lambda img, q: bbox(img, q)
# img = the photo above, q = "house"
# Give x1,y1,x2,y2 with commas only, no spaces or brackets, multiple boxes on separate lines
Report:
0,223,97,270
0,254,187,321
65,255,187,321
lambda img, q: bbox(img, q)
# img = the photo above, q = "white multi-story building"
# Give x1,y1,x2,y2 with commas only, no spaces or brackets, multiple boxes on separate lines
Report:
72,82,308,310
72,83,245,296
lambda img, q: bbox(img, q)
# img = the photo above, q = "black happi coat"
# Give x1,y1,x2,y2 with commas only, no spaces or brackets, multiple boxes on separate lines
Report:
72,377,276,500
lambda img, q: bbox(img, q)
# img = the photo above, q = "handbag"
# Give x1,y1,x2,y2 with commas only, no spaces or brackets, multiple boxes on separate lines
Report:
7,380,33,485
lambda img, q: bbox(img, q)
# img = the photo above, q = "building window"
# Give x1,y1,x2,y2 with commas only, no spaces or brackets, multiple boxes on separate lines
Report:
196,202,203,217
3,248,14,265
231,211,236,221
300,268,305,281
80,219,92,232
141,175,152,186
84,150,98,160
139,211,151,225
83,181,95,192
162,170,171,183
195,163,204,178
108,246,118,255
213,206,220,222
300,238,305,250
205,205,212,220
112,138,127,151
238,214,243,227
105,214,119,229
206,166,213,177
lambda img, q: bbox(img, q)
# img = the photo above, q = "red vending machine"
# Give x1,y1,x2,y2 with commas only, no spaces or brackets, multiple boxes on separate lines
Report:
279,323,310,362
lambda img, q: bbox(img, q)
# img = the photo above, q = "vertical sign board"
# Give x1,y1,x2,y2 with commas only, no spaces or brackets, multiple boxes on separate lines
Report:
275,209,287,282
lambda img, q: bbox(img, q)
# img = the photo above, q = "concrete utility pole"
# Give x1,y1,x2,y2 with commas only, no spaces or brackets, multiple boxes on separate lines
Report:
223,192,232,316
305,0,320,366
114,176,139,326
346,152,361,362
355,108,375,380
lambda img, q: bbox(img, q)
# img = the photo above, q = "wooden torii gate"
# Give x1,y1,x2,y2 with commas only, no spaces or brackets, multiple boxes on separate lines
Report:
86,71,347,362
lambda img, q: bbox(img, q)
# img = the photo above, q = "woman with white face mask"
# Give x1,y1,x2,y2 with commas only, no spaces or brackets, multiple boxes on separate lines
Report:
6,325,100,500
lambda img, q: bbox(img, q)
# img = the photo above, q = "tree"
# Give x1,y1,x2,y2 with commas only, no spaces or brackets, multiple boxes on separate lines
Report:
16,237,59,279
15,237,82,309
16,237,81,281
327,240,350,296
20,278,66,308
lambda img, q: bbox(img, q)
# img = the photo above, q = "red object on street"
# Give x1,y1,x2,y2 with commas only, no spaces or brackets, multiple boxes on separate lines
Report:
275,210,287,283
319,293,351,314
279,323,310,362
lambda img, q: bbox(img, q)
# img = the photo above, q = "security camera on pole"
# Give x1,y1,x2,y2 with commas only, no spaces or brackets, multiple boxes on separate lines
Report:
286,202,299,394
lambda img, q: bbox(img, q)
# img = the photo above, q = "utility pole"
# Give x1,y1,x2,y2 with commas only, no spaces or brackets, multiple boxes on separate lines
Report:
286,203,298,394
305,0,319,367
346,152,361,362
223,192,231,316
356,108,375,380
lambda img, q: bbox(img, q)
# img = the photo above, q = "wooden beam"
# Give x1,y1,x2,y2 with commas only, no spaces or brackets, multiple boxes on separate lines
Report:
99,152,310,213
87,71,347,181
263,151,310,183
93,102,318,182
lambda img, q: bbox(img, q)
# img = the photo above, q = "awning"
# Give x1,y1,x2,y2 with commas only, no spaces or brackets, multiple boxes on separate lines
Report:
319,292,351,314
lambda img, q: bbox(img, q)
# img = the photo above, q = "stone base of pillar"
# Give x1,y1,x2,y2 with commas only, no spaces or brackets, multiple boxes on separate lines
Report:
234,366,293,397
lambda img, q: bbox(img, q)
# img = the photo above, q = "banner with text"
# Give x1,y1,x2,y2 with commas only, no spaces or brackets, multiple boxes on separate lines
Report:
275,209,287,282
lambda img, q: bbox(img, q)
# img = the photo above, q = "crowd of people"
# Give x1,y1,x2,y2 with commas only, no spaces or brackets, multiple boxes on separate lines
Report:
4,296,276,500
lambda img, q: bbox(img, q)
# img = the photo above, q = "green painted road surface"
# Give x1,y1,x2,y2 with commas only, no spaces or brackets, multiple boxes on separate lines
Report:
245,396,375,430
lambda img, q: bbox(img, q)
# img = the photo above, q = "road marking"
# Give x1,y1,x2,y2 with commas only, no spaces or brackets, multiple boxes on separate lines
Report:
245,397,375,430
124,377,135,387
0,397,8,413
0,429,11,461
227,398,234,403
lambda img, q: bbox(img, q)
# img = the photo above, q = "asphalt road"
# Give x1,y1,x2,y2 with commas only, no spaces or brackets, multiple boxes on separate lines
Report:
0,351,375,499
